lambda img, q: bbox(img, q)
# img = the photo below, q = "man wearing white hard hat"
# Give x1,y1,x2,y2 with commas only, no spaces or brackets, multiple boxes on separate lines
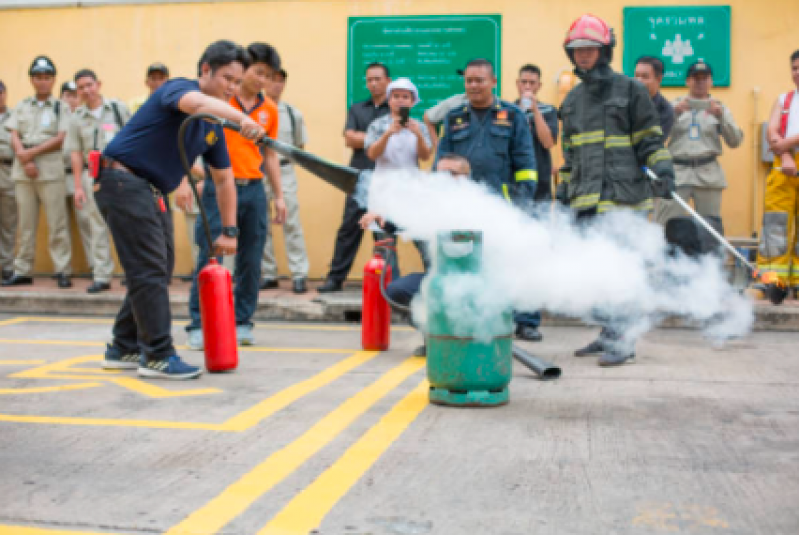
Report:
364,76,434,274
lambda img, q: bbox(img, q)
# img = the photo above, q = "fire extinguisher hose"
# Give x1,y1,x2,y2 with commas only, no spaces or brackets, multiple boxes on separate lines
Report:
375,239,411,313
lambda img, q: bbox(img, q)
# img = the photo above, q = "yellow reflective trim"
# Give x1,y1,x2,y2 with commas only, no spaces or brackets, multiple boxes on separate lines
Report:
647,149,672,166
515,169,538,182
597,198,654,213
605,135,632,148
632,125,664,145
502,184,511,201
571,193,600,209
559,171,571,184
571,130,604,141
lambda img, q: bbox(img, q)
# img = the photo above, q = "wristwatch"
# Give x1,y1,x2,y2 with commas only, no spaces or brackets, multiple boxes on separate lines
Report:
221,226,239,238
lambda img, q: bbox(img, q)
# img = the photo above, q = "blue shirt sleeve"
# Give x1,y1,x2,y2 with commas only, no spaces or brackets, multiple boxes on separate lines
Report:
204,125,230,170
160,79,198,112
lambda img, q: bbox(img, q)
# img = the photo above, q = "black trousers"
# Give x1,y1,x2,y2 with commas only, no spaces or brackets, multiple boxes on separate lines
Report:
326,194,400,283
95,169,176,362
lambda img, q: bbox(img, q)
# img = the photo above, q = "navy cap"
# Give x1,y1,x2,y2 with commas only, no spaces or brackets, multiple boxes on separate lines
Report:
686,60,712,78
60,81,76,94
29,56,56,76
146,62,169,77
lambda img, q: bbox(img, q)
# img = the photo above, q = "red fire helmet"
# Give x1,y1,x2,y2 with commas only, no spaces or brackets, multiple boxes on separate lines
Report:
564,14,613,48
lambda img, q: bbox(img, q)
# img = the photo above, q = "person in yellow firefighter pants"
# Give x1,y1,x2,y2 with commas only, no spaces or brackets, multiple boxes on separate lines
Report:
755,50,799,297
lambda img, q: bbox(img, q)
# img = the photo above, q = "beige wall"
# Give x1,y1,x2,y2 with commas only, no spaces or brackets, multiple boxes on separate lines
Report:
1,0,794,278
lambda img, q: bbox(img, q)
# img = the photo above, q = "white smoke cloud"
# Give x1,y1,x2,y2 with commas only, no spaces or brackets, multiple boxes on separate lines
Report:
369,170,754,346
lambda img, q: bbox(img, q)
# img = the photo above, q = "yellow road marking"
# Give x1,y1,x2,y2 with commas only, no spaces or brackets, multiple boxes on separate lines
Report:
260,380,429,535
3,316,414,332
0,317,27,327
0,383,102,395
0,526,115,534
0,360,47,365
0,339,358,353
0,351,380,431
165,356,425,535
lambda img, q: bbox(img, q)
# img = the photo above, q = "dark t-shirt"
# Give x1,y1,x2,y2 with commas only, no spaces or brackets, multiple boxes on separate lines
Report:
344,98,390,171
104,78,230,194
517,100,559,200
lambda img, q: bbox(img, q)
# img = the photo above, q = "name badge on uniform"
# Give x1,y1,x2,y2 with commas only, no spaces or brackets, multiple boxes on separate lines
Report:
102,123,116,144
689,124,700,140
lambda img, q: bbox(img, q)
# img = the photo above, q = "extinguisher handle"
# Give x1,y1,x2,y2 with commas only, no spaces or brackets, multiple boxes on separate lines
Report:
375,238,396,250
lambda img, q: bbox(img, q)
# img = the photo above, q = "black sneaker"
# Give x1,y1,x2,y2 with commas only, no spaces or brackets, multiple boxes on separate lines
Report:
515,325,543,342
138,355,202,380
574,338,604,357
102,344,142,370
260,278,279,290
317,279,343,293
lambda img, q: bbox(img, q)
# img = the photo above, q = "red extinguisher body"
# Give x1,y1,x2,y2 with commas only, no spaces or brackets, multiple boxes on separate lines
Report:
362,252,392,351
199,259,238,372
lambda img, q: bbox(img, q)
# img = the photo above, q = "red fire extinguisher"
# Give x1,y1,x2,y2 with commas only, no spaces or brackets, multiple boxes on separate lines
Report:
199,259,238,372
362,241,393,351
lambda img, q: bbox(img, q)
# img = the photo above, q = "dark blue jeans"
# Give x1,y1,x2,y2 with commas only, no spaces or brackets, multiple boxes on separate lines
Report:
187,178,267,332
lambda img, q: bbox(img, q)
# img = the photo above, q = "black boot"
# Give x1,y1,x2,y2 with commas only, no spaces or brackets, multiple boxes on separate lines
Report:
317,279,343,293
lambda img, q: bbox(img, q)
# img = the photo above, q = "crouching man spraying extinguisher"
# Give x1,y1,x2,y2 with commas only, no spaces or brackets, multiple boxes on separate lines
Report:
96,40,265,380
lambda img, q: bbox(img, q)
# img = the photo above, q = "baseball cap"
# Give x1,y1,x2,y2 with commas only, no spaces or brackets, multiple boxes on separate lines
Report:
60,81,77,94
686,60,712,78
146,62,169,77
387,77,420,106
29,56,56,76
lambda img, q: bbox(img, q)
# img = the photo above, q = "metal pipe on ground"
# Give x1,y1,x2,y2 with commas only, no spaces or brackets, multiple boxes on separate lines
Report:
512,345,562,381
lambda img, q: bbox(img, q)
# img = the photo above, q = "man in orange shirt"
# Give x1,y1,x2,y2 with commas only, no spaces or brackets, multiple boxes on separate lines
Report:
180,42,286,348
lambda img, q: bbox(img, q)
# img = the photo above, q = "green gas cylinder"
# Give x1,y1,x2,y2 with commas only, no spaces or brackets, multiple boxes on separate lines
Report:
426,230,513,407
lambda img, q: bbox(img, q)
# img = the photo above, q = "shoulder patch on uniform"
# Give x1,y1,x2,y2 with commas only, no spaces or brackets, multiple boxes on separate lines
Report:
206,130,218,146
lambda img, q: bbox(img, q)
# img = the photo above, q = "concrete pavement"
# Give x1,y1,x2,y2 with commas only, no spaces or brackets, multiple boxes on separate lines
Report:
0,314,797,534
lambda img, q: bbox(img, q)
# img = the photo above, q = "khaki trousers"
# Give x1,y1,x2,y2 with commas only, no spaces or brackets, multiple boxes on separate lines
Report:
262,166,309,280
0,187,16,271
653,185,723,226
72,171,114,282
66,172,92,267
14,178,72,276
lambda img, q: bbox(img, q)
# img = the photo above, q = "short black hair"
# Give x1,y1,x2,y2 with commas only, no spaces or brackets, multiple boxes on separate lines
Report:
519,64,541,78
365,62,390,78
74,69,98,83
636,56,665,78
197,40,252,77
247,42,281,71
791,50,799,63
464,58,495,76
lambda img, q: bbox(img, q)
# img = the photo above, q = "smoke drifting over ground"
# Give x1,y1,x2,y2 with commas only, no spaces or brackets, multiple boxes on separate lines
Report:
368,171,753,345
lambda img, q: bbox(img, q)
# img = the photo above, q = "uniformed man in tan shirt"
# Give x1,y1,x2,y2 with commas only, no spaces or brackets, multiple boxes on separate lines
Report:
66,69,131,293
2,56,72,288
0,81,16,281
654,60,744,228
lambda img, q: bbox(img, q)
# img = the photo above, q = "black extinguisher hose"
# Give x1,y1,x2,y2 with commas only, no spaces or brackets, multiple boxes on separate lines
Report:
374,238,411,313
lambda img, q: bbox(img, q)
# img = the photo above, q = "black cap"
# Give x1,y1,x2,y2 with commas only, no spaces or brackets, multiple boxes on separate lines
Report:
29,56,56,76
686,60,712,78
60,81,76,94
146,62,169,77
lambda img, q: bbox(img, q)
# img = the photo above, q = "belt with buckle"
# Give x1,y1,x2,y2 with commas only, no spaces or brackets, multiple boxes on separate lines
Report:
234,178,261,186
100,157,132,174
673,155,717,167
1,158,12,165
279,159,291,167
65,165,89,173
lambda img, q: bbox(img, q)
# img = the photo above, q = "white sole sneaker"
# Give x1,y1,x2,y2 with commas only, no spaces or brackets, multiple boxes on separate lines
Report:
137,367,202,380
102,360,139,370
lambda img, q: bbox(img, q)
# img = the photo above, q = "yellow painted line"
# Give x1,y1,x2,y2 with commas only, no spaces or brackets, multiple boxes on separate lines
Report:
0,317,27,327
11,316,414,332
260,380,429,535
0,525,115,534
0,351,380,431
165,356,425,535
0,339,359,354
11,355,105,378
0,360,47,365
0,383,102,395
109,377,221,398
0,413,222,430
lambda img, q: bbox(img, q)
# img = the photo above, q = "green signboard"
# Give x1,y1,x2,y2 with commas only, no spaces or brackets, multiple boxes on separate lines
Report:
622,6,731,87
347,15,502,118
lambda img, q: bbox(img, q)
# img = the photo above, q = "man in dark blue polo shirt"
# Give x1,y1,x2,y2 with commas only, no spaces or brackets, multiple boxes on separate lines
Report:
98,40,266,380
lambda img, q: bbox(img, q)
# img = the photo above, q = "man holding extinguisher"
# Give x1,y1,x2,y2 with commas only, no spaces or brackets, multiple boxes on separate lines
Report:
96,40,265,380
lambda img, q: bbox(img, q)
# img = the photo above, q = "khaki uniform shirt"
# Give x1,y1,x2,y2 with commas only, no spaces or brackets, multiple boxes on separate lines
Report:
0,110,13,190
65,98,131,162
668,96,744,188
277,101,308,149
4,96,69,182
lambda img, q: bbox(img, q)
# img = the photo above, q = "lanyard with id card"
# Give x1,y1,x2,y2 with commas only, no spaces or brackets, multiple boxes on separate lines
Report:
689,110,701,140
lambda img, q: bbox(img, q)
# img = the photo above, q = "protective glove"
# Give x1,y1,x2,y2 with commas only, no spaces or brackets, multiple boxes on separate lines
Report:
651,173,675,200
